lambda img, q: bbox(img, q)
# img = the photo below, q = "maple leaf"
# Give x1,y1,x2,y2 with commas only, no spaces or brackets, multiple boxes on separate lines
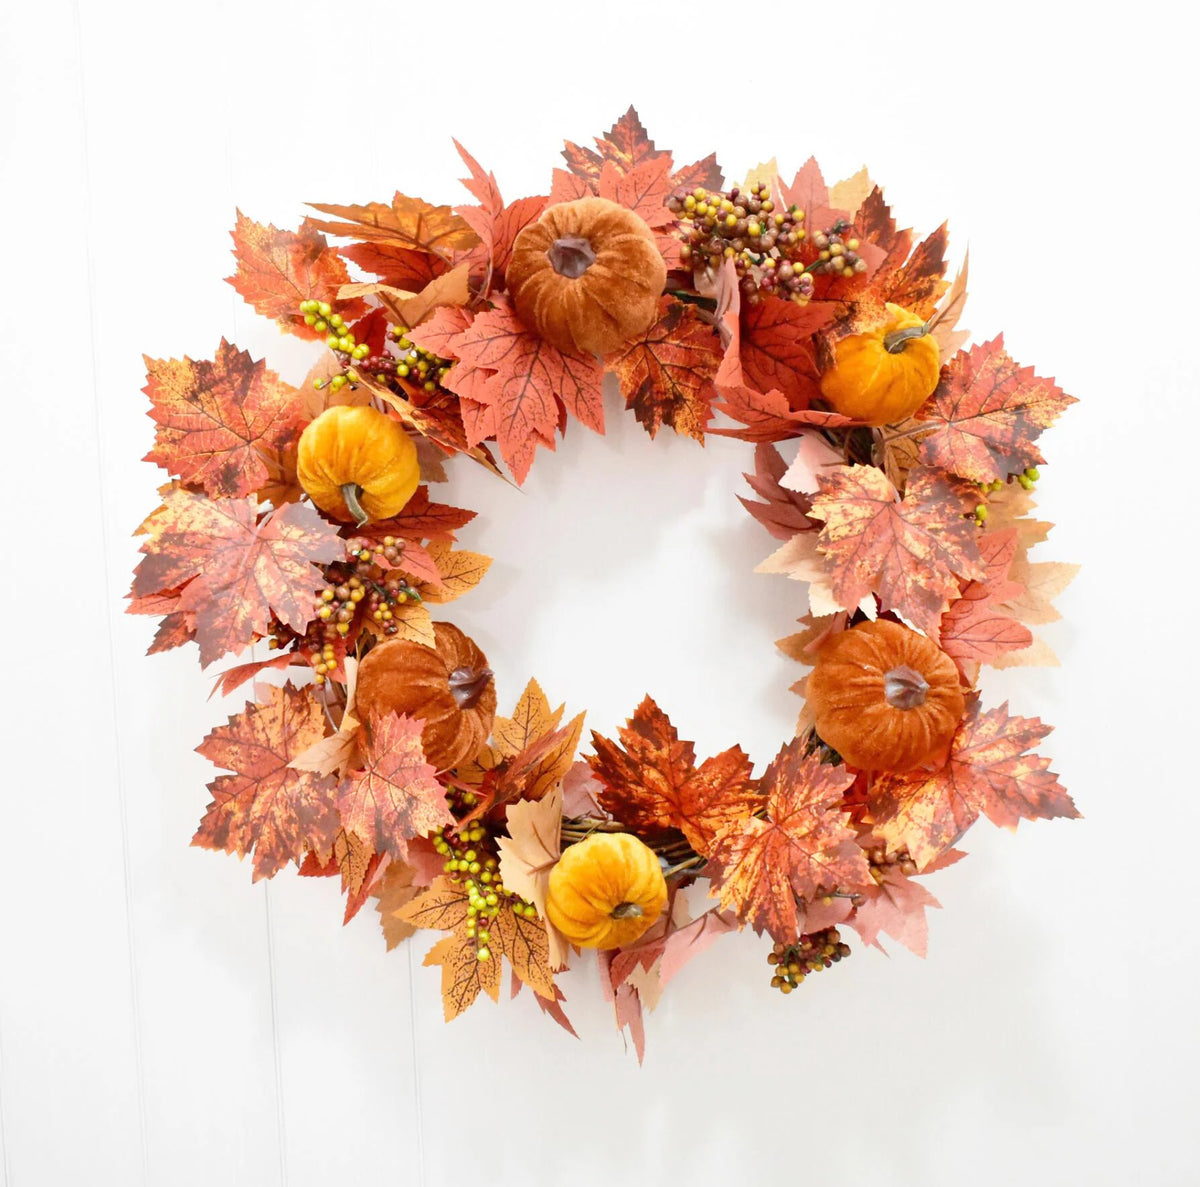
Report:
589,697,760,856
916,337,1077,483
492,899,556,998
847,861,942,958
809,465,987,635
339,240,447,289
490,713,586,816
613,299,721,441
443,296,604,482
739,443,816,540
884,224,950,318
299,828,385,924
707,741,870,942
192,683,340,881
307,193,478,262
424,928,502,1022
492,679,565,759
779,158,847,236
940,529,1034,672
596,157,675,229
373,860,420,950
711,384,853,442
337,712,452,862
143,340,304,499
496,787,570,970
359,485,477,544
396,875,471,932
869,701,1079,869
226,212,365,339
131,488,343,665
828,167,875,217
562,107,670,180
930,250,970,358
417,540,491,604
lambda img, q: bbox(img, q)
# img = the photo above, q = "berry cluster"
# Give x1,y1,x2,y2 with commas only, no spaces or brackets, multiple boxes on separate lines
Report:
433,821,538,963
864,845,919,886
972,466,1043,525
388,323,452,395
767,927,852,994
667,183,866,307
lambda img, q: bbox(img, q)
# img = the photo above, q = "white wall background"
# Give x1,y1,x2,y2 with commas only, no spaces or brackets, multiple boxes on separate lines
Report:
3,1,1198,1183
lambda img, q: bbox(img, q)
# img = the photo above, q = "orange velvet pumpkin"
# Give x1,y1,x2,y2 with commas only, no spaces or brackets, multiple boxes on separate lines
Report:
297,404,420,526
506,196,667,357
545,832,667,950
354,623,496,771
806,619,965,771
818,303,941,426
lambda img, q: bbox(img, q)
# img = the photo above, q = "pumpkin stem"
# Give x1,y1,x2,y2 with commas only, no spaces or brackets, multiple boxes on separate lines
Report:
449,665,494,710
882,323,932,354
610,901,644,920
884,665,930,710
340,483,369,528
547,236,597,279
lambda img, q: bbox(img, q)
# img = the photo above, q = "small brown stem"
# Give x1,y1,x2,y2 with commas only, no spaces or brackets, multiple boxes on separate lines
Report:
883,323,932,354
449,666,494,711
340,482,369,528
548,236,596,278
610,902,644,920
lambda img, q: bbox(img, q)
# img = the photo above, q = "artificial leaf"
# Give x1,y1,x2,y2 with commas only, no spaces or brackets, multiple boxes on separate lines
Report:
930,250,969,358
1003,558,1079,626
739,443,815,540
492,900,556,998
444,297,605,482
493,679,565,759
848,862,942,957
192,682,339,881
226,213,365,338
387,599,436,648
562,106,669,180
755,529,869,619
424,928,501,1022
828,167,875,217
299,828,384,924
360,485,477,544
491,713,586,813
917,337,1077,483
391,262,472,330
208,652,297,699
779,157,845,233
337,712,451,861
809,465,987,635
589,696,760,855
940,529,1034,671
658,906,739,989
711,383,853,442
373,859,420,950
339,241,447,289
396,875,471,932
731,296,834,410
308,193,478,260
562,761,605,817
496,787,569,970
143,340,303,499
613,298,721,441
884,224,949,318
870,701,1079,869
596,157,674,229
707,741,869,942
418,540,492,603
131,488,343,665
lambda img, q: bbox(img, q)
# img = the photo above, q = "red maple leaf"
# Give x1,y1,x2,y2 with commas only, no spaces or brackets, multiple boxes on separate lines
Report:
869,701,1079,868
143,340,304,499
711,384,854,442
809,465,987,635
778,158,847,238
940,529,1034,672
337,712,453,862
444,296,604,483
588,696,760,856
357,485,477,544
724,295,833,410
338,241,447,289
192,683,340,881
226,213,365,339
562,106,670,180
846,850,948,958
707,741,870,942
917,337,1078,483
131,486,343,665
596,157,675,230
612,298,721,442
738,443,817,540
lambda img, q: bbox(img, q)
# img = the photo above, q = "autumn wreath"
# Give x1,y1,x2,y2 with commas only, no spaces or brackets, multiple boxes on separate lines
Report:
129,109,1079,1058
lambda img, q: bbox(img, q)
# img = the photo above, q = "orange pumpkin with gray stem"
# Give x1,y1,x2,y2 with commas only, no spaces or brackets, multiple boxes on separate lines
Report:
506,196,667,357
805,619,965,771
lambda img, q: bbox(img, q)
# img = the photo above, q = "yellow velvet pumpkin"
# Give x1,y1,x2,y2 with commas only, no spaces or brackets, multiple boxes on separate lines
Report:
806,619,965,772
819,303,941,426
297,405,420,525
506,196,667,357
354,623,496,771
545,832,667,949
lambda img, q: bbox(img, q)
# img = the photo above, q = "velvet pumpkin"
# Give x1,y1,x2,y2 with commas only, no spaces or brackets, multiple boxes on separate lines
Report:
506,196,667,357
806,619,965,771
297,405,420,526
354,623,496,771
818,303,941,426
545,832,667,950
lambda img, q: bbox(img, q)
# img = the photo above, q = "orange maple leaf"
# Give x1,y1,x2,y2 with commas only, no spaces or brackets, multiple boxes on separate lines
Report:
337,712,452,862
809,464,987,635
339,241,447,289
143,340,304,499
916,337,1078,483
613,299,722,442
131,487,343,665
226,213,366,339
707,741,870,942
307,193,478,262
869,701,1079,869
444,296,604,483
562,107,671,180
588,696,760,856
396,875,472,932
192,683,340,881
423,928,502,1022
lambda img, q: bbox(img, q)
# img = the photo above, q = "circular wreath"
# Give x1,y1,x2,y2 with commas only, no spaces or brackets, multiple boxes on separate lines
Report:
129,108,1079,1058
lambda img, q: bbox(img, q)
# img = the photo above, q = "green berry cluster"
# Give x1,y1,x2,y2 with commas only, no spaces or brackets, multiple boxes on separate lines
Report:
972,466,1043,525
767,927,851,994
300,300,372,395
388,324,452,395
433,823,538,963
